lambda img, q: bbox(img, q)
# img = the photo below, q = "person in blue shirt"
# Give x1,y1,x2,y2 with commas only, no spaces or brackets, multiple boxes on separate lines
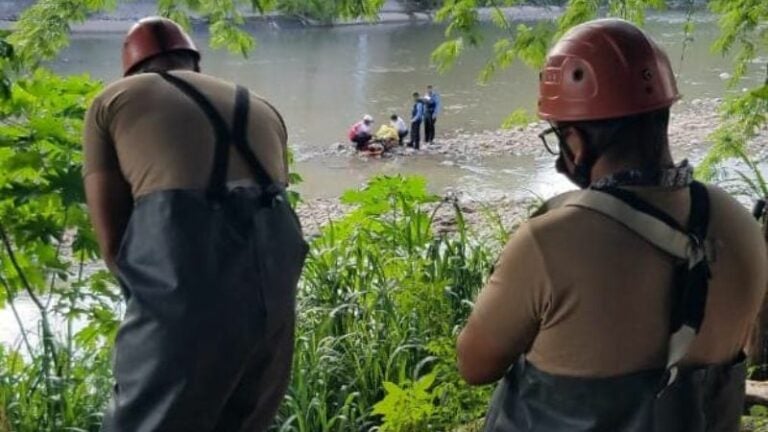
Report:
408,92,425,149
424,84,441,144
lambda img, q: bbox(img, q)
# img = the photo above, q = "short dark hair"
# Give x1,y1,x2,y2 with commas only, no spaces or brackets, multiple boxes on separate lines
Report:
390,114,398,120
413,92,420,97
562,108,670,168
427,85,433,89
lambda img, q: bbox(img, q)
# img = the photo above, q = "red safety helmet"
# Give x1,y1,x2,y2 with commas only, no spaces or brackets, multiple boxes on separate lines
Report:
122,17,200,76
538,19,679,122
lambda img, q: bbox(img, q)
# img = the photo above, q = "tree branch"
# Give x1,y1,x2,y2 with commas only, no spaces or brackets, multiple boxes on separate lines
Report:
0,223,59,371
0,272,35,359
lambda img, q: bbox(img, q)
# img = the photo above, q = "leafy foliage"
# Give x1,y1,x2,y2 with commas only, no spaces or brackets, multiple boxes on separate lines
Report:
709,0,767,84
0,63,117,432
432,0,668,80
432,0,766,207
373,372,437,431
502,107,536,128
277,0,386,24
697,84,768,197
0,1,766,431
10,0,118,67
743,404,768,431
277,175,502,431
697,0,767,202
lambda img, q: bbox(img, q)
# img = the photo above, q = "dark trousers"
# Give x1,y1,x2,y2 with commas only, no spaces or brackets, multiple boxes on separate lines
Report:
425,116,436,143
398,130,408,146
352,134,372,151
408,120,422,149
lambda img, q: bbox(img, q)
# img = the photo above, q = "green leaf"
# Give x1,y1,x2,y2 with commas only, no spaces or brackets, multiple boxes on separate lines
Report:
431,39,464,74
502,108,535,128
414,371,436,393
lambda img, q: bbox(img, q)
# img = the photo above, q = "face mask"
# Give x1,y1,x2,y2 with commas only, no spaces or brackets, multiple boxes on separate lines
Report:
556,135,593,189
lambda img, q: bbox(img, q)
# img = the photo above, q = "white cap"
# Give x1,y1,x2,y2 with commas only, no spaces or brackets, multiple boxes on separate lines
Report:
363,114,373,122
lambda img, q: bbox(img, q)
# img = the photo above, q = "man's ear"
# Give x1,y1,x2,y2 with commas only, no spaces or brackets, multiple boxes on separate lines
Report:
563,126,590,166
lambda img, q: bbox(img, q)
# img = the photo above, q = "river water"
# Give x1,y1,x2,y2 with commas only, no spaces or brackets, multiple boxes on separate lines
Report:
51,11,763,200
1,11,765,347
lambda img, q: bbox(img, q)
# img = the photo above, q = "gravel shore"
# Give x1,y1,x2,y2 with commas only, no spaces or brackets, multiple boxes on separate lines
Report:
295,194,537,238
322,98,728,160
298,97,767,236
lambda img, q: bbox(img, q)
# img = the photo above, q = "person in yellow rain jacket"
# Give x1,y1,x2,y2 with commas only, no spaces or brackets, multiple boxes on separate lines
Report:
374,123,399,149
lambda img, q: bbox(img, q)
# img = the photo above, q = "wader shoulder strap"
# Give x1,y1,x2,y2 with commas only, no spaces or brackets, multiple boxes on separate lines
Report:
233,86,281,194
158,72,230,199
562,189,692,260
157,73,280,198
544,183,711,390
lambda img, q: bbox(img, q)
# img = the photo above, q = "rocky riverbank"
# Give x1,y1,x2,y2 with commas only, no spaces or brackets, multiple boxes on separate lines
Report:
323,98,729,160
295,193,538,237
297,96,767,236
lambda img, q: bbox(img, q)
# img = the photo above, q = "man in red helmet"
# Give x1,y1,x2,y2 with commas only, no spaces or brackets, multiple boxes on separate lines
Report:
457,19,767,431
83,17,307,431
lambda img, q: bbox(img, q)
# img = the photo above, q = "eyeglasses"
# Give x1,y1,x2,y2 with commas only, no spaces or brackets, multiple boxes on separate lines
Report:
538,126,564,156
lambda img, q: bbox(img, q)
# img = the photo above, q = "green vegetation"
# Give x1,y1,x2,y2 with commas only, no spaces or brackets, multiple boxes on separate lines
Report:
276,175,503,431
1,169,506,431
0,1,765,431
432,0,766,201
277,0,386,24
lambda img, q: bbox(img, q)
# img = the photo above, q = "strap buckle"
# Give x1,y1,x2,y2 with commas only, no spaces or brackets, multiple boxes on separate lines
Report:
686,234,707,269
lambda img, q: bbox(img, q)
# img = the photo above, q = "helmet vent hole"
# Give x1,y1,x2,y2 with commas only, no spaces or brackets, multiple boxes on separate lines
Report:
539,72,543,82
642,69,653,81
573,69,584,82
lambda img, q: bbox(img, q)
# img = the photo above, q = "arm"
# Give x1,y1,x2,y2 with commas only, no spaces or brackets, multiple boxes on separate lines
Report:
457,223,549,385
82,96,134,273
265,97,290,186
414,103,424,122
85,172,133,273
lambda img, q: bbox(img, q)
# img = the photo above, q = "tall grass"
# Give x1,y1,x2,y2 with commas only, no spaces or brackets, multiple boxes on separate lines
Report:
0,175,505,432
276,175,503,431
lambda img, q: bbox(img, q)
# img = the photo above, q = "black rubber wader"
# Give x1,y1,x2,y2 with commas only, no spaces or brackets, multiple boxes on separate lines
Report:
100,72,308,432
484,183,747,432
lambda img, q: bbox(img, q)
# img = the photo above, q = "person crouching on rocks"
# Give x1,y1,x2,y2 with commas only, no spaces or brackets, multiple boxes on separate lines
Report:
390,113,408,146
348,114,374,151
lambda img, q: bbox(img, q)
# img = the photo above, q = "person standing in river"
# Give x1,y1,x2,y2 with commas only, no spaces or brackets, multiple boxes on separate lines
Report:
457,19,767,431
83,17,307,432
424,84,441,144
408,91,425,149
